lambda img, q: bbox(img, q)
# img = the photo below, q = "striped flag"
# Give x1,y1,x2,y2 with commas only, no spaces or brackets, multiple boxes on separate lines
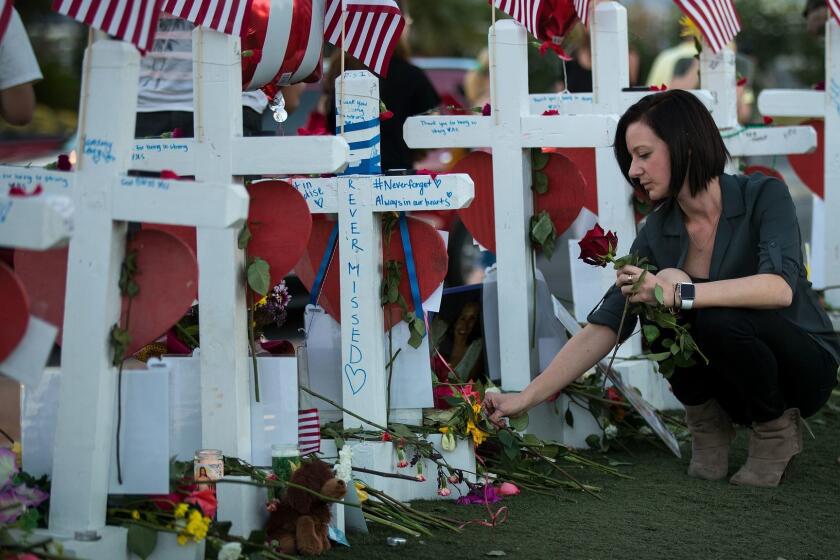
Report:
493,0,587,40
324,0,405,77
573,0,590,27
0,1,14,45
298,408,321,455
52,0,164,52
672,0,740,53
829,0,840,26
161,0,252,37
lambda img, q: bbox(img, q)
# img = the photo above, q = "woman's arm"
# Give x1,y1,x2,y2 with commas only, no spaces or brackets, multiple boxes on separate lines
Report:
485,323,616,424
692,274,792,309
616,266,793,310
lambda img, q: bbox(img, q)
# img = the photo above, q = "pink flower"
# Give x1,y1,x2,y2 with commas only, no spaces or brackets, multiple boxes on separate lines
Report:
437,487,451,497
481,103,491,116
455,484,501,505
57,154,72,171
416,474,427,482
266,499,280,512
448,474,460,484
171,128,185,138
542,110,559,116
497,482,520,496
381,431,392,442
266,472,278,481
185,488,218,517
459,384,480,401
396,460,409,469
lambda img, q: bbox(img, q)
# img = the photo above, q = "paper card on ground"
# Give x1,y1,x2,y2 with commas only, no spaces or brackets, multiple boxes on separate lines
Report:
21,368,60,477
551,300,681,458
0,316,57,388
109,367,171,494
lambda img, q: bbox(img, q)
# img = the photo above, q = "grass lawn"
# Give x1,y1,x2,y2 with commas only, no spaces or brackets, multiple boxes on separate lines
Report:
325,404,840,560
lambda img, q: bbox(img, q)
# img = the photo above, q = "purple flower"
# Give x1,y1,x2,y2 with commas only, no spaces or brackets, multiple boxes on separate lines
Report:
0,448,48,525
455,484,501,505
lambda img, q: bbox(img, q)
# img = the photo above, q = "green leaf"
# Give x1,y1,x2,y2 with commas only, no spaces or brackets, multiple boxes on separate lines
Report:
654,284,665,305
248,529,268,545
407,319,424,349
661,338,674,349
532,171,549,194
497,429,515,448
541,235,556,260
238,224,252,250
585,433,602,449
529,212,554,245
532,149,549,171
670,343,680,355
658,359,675,378
522,433,543,447
509,413,529,432
564,407,574,427
390,423,414,439
127,524,158,560
387,283,399,304
642,324,660,343
247,257,271,296
643,351,672,362
214,521,233,538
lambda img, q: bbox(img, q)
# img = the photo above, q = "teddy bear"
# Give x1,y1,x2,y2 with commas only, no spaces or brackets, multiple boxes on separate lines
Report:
265,459,347,556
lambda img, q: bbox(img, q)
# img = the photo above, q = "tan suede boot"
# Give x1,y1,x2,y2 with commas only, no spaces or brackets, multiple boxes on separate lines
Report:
684,400,736,480
730,408,802,488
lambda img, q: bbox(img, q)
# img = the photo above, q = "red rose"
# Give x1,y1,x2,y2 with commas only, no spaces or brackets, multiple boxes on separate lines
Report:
481,103,491,116
736,77,747,87
185,488,218,517
160,170,179,180
762,116,773,125
171,128,185,139
57,154,72,171
542,109,560,116
577,224,618,267
380,110,394,121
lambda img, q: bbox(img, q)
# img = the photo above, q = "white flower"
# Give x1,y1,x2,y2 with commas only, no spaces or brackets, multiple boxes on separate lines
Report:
638,426,653,436
335,446,353,482
604,425,618,440
218,542,242,560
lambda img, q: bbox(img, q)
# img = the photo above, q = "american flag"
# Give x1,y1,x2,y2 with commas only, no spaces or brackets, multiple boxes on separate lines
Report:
493,0,590,37
52,0,164,52
298,408,321,455
0,1,14,45
829,0,840,26
161,0,252,37
324,0,405,77
672,0,740,53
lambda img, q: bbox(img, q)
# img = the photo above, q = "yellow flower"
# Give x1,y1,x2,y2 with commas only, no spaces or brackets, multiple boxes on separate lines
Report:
11,442,21,468
466,419,488,446
438,426,449,434
131,510,140,520
354,481,369,503
177,534,188,546
472,402,482,416
256,295,267,307
679,15,702,41
174,503,189,519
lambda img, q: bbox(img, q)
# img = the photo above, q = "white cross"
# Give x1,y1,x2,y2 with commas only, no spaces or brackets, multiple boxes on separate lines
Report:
127,28,350,524
0,40,248,558
291,70,474,429
404,19,617,392
757,18,840,305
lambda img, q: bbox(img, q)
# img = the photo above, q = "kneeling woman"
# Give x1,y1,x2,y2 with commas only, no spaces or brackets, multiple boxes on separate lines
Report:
484,90,839,488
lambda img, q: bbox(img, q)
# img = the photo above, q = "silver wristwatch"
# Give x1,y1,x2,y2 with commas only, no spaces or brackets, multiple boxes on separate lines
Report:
677,282,696,310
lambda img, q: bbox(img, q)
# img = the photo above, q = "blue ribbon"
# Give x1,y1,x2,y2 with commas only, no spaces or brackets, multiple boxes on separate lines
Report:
335,118,380,134
309,223,339,307
399,212,424,323
343,155,381,176
347,134,381,150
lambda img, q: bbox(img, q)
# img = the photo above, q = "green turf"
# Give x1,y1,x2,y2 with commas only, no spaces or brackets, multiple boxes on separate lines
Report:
325,406,840,560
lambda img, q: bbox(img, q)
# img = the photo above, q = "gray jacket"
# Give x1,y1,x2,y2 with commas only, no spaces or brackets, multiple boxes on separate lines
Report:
588,172,840,365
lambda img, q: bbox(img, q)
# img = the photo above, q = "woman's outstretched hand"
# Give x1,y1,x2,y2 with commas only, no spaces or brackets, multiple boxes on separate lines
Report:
483,392,528,427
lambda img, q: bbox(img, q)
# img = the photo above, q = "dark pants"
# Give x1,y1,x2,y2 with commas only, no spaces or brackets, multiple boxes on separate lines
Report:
664,308,838,425
135,108,265,138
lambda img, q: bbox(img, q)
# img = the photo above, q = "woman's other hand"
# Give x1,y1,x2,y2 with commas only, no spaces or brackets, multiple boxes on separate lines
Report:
615,266,690,307
483,392,528,427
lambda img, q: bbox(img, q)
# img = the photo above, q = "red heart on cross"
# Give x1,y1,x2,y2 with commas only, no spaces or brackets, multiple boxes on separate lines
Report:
452,150,587,254
14,229,198,356
295,215,447,329
144,180,312,291
787,119,823,199
0,261,30,362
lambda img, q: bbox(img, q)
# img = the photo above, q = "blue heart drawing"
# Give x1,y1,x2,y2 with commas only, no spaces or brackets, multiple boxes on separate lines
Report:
433,177,443,188
446,191,453,199
344,363,367,395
